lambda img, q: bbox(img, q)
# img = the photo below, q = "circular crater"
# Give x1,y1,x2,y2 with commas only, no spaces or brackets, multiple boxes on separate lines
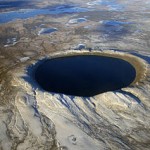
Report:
34,54,136,97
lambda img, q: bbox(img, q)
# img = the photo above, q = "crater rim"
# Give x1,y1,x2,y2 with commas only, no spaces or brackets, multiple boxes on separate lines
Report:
31,50,147,97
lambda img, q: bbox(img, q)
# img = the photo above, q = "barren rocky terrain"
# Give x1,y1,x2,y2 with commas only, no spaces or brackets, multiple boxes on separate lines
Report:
0,0,150,150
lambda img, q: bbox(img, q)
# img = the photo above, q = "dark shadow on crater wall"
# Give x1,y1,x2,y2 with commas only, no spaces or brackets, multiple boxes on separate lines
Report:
22,59,47,92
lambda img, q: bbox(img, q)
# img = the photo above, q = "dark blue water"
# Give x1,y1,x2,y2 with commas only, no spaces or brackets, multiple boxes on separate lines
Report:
0,4,89,23
35,55,136,97
0,0,31,9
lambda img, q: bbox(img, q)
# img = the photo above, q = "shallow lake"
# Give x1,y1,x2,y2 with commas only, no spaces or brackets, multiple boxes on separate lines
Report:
0,4,88,24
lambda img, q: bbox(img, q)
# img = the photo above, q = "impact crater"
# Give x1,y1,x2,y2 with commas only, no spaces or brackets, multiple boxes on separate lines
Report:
34,51,146,97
